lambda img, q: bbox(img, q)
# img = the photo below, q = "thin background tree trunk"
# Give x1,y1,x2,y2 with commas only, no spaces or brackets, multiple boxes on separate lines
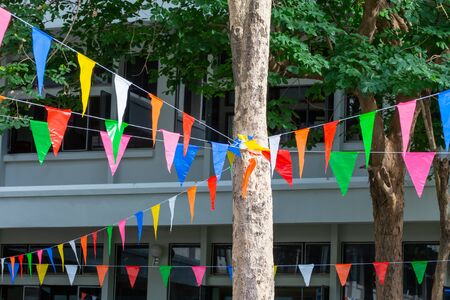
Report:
228,0,274,299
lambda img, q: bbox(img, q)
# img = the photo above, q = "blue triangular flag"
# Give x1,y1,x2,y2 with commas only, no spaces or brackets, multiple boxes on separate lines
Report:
438,90,450,150
211,142,228,181
7,263,19,284
32,27,52,96
227,266,232,281
228,138,241,157
135,211,143,243
46,248,56,272
174,143,199,186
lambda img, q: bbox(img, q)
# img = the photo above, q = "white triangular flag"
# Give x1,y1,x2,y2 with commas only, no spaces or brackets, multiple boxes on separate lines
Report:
268,135,281,176
168,196,177,232
92,297,97,300
66,264,78,286
298,264,314,287
1,258,4,281
69,240,80,266
114,75,132,130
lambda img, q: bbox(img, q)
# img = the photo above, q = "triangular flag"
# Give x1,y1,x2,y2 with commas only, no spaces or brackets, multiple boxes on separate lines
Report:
183,113,195,156
151,204,161,239
18,255,23,277
0,8,11,47
9,257,15,276
159,266,172,288
323,121,339,172
207,176,217,211
30,120,52,164
81,292,87,300
174,143,200,185
161,130,180,173
403,152,435,198
268,135,281,176
26,253,32,276
37,249,43,265
373,262,389,285
295,128,309,178
242,158,257,198
77,53,96,116
107,225,113,256
135,211,143,243
245,139,269,152
36,264,48,285
274,265,278,278
227,266,233,281
118,219,127,251
125,266,140,288
187,186,197,223
65,265,78,286
273,150,293,186
438,90,450,150
149,93,164,146
298,264,314,287
359,111,376,167
100,131,131,176
329,152,359,196
335,264,351,286
411,261,427,285
46,248,56,272
168,196,177,232
57,244,65,272
227,151,235,171
7,263,19,284
211,142,229,181
80,235,88,265
397,100,417,152
191,266,206,287
92,232,98,258
1,258,4,280
96,265,108,287
32,27,52,95
105,119,128,162
114,75,132,130
229,138,242,157
69,240,80,266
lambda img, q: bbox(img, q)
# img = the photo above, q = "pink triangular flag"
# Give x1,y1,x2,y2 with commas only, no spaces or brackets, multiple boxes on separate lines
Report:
192,266,206,287
125,266,140,288
397,100,416,152
0,8,12,47
100,131,131,176
403,152,435,198
161,130,180,173
118,219,127,251
37,250,43,265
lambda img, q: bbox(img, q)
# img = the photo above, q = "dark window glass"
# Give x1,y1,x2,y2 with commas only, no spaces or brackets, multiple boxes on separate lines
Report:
403,243,438,300
344,95,361,142
304,243,330,273
22,285,78,299
79,286,102,299
1,286,23,300
203,286,329,300
211,244,231,275
124,59,158,95
124,94,152,149
169,244,201,300
115,245,148,300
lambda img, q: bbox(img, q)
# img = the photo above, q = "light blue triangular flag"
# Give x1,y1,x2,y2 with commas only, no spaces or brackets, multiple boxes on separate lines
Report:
32,27,52,96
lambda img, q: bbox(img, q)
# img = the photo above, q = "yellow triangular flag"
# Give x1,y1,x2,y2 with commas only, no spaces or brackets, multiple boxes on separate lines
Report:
36,264,49,285
245,140,269,152
237,134,248,142
57,244,65,272
77,53,96,116
151,204,161,239
227,152,235,169
274,265,278,278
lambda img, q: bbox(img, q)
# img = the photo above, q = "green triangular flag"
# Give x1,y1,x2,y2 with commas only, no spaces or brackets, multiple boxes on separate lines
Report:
411,261,427,284
359,111,376,167
329,152,359,196
107,225,113,256
159,266,172,287
26,253,32,276
29,120,52,164
105,119,128,163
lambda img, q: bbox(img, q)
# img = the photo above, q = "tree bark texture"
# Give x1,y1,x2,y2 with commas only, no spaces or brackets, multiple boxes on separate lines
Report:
228,0,274,299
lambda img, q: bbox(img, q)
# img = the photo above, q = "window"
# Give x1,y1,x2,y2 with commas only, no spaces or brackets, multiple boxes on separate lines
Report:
115,245,148,300
203,286,329,300
169,244,201,300
304,243,330,274
22,286,78,299
344,95,361,142
78,286,101,299
273,243,303,274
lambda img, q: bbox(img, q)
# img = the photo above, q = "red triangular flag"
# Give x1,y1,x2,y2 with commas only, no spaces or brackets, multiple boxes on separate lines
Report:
207,176,217,211
373,262,389,285
96,265,108,287
126,266,140,288
45,106,72,156
335,263,351,286
18,254,23,277
92,232,97,258
323,120,339,172
80,235,88,265
192,266,206,286
81,292,87,300
262,150,293,186
183,113,195,156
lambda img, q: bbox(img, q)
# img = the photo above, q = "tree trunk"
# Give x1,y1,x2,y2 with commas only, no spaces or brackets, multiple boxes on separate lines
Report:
228,0,274,299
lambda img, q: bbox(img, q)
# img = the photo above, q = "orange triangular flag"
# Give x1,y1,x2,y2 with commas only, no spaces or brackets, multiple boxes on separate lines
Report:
242,158,257,198
0,95,6,101
295,128,309,178
335,263,351,286
323,120,339,172
149,93,164,146
373,262,389,285
10,257,15,275
183,113,195,156
80,235,88,265
187,186,197,223
96,265,109,287
125,266,140,288
207,175,217,211
45,106,72,156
